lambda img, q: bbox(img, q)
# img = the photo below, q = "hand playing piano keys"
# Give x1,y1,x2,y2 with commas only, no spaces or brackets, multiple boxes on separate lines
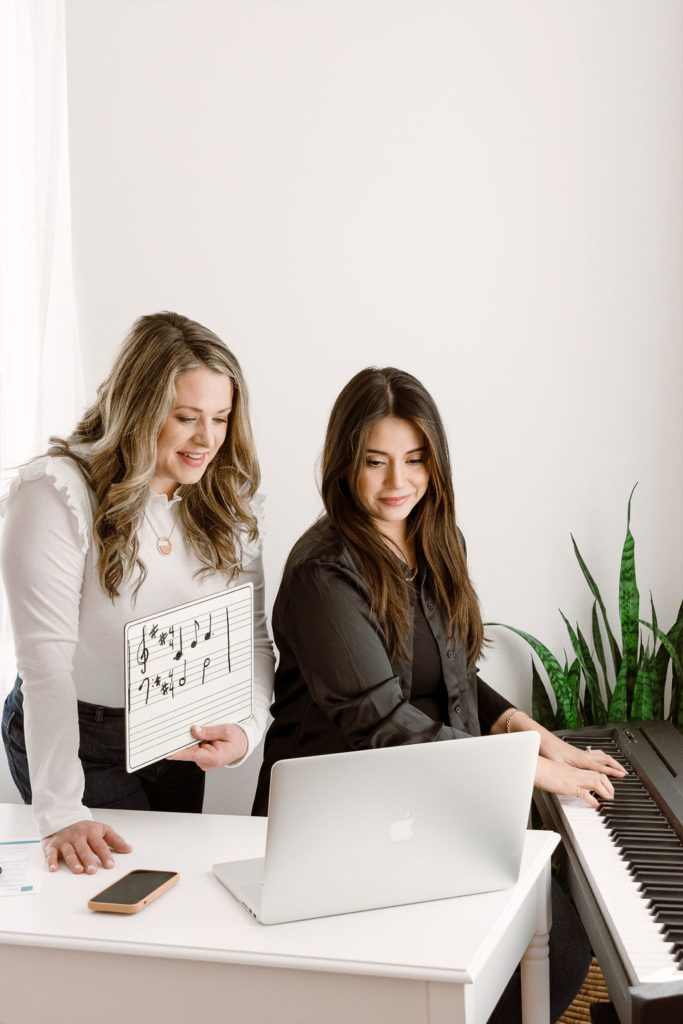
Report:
538,730,628,806
542,731,627,777
534,756,621,808
497,709,628,807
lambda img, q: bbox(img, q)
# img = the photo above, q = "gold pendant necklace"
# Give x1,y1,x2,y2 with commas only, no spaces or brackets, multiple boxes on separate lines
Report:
144,508,179,556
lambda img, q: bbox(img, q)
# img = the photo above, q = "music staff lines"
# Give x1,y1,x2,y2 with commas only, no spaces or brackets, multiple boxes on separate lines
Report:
131,682,251,745
129,688,252,756
128,642,251,713
129,602,252,678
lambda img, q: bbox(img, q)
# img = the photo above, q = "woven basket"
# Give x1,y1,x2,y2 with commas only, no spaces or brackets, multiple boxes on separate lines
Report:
556,958,611,1024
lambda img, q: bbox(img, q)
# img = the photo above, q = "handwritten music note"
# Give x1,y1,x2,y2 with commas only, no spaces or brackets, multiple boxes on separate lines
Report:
124,584,254,772
190,620,200,648
174,626,184,660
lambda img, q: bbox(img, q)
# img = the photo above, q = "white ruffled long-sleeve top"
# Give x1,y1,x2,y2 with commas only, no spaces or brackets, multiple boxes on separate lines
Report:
0,454,275,838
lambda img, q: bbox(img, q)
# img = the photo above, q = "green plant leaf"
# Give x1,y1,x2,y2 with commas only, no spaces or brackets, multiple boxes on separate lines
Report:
572,533,622,683
560,611,582,662
591,599,612,702
670,598,683,641
531,658,557,730
488,623,582,728
566,657,582,728
577,624,608,725
631,654,645,720
560,611,607,725
632,651,660,721
581,686,593,724
608,662,629,722
618,484,640,716
669,607,683,733
639,618,683,679
663,600,682,655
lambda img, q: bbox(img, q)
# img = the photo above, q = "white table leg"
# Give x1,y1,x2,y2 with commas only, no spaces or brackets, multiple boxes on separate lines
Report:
520,859,552,1024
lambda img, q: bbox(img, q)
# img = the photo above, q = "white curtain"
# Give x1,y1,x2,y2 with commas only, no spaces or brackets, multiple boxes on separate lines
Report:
0,0,85,694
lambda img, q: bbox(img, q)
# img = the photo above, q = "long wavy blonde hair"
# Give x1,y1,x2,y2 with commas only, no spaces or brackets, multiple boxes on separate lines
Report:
49,311,260,599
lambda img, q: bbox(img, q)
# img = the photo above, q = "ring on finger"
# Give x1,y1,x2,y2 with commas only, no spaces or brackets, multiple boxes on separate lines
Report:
586,745,593,753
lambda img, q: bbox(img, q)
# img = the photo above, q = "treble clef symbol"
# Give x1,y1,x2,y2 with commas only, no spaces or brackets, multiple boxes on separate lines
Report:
137,625,149,674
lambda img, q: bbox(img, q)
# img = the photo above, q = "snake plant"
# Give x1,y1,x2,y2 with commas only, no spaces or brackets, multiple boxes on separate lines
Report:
489,486,683,732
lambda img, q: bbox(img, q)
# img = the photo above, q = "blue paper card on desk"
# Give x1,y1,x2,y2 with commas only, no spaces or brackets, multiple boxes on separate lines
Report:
124,583,254,771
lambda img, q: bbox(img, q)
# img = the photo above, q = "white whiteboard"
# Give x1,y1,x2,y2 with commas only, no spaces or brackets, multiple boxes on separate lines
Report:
124,583,254,772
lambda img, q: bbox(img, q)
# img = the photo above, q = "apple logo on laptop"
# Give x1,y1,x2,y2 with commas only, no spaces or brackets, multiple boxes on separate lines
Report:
389,812,416,843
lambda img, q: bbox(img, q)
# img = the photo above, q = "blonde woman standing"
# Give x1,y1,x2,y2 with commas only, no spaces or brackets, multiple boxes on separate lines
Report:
1,312,274,875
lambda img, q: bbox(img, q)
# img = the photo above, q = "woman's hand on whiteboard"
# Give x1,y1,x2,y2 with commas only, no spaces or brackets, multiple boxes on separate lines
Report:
42,820,133,875
167,723,249,770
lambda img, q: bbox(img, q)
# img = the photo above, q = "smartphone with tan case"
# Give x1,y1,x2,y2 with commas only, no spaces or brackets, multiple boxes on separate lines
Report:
88,869,179,913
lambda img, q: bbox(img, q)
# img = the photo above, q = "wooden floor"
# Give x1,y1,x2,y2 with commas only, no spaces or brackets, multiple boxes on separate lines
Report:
556,958,611,1023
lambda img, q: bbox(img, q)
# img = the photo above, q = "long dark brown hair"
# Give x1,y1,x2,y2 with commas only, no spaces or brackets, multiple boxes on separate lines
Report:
321,367,483,667
49,311,260,599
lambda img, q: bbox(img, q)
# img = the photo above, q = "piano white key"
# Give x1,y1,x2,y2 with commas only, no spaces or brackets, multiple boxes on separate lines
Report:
556,795,682,984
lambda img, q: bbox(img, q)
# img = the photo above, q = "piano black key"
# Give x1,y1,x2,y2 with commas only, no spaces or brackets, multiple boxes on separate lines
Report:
636,886,683,902
623,836,683,845
623,854,683,868
607,824,678,835
630,854,683,864
656,916,683,929
601,799,666,810
609,822,676,833
616,839,683,850
601,800,665,810
647,897,683,909
603,821,668,831
635,873,683,886
630,874,683,888
626,850,683,862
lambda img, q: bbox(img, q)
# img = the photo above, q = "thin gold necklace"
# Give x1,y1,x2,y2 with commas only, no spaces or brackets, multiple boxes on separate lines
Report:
144,507,179,556
384,535,418,582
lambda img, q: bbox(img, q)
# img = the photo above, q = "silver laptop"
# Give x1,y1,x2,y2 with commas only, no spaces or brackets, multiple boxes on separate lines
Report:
213,731,539,924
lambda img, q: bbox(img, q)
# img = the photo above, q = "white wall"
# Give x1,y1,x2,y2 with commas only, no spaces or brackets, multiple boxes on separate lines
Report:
17,0,676,815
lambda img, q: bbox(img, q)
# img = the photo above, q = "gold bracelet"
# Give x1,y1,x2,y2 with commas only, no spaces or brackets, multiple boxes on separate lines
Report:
505,709,528,733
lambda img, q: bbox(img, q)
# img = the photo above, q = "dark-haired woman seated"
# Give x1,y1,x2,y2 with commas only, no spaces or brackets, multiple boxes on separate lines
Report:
1,312,274,875
251,366,624,1023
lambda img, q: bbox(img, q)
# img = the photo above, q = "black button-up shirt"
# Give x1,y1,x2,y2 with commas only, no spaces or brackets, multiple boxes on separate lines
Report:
252,517,510,815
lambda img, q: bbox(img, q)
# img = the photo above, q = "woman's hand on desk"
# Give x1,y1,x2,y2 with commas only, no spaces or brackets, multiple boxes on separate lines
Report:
42,820,132,875
166,723,249,770
534,756,616,809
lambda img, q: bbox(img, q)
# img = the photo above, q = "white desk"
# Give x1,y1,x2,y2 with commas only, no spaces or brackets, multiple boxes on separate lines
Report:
0,804,558,1024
